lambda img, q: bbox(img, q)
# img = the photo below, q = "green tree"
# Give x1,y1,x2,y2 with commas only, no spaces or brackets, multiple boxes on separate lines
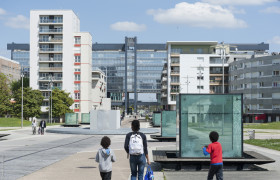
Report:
0,73,12,117
13,87,44,120
10,77,29,93
51,88,74,119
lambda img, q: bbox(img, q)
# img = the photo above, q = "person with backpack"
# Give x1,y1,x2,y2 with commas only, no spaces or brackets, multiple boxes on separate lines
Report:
124,120,150,180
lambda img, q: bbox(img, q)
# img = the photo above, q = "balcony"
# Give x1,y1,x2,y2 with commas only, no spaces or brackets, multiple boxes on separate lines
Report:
39,57,62,62
162,85,167,89
39,38,63,43
39,19,63,24
39,76,62,81
170,70,180,75
92,74,100,80
171,89,180,93
39,29,63,34
162,77,167,82
161,93,167,98
39,67,62,72
162,70,167,74
170,81,180,85
39,48,63,53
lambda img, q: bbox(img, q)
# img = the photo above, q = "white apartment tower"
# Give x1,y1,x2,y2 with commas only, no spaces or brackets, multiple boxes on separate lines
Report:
30,10,93,121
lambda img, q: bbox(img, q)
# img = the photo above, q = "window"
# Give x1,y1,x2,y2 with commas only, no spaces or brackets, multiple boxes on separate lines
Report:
273,82,280,87
197,67,204,71
75,56,81,62
197,86,204,89
42,101,49,106
75,74,80,81
259,71,264,77
75,36,81,44
259,82,264,87
74,83,80,90
259,93,264,98
273,71,280,76
196,48,203,54
240,84,243,89
75,68,80,72
74,104,80,109
171,95,176,101
75,93,80,99
197,76,204,80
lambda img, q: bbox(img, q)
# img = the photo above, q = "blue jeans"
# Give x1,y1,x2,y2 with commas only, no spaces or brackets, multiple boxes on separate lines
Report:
130,154,146,180
207,165,223,180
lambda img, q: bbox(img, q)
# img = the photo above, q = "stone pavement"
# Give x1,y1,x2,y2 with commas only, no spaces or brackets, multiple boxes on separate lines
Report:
1,121,280,180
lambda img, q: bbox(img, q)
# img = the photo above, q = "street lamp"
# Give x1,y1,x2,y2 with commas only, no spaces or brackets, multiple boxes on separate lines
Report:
21,73,24,128
49,76,53,124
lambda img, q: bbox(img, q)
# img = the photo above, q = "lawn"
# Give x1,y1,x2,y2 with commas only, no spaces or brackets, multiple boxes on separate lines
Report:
0,118,63,127
243,122,280,130
0,118,31,127
244,139,280,151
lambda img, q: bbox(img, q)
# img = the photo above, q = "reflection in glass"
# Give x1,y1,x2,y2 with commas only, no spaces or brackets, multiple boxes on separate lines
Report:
177,94,242,158
161,111,176,137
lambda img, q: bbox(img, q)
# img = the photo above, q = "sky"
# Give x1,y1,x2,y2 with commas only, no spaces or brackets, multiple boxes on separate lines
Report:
0,0,280,58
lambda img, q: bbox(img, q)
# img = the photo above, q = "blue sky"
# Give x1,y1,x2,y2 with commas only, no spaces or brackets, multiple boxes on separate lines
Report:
0,0,280,58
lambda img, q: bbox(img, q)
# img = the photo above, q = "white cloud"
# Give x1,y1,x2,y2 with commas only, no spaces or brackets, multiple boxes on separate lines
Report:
4,15,29,29
0,8,6,15
228,6,246,14
147,2,247,28
202,0,277,6
110,21,146,32
268,36,280,44
260,6,280,14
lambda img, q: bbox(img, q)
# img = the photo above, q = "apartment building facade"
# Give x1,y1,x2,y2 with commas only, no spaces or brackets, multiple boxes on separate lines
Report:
29,10,105,121
162,41,269,111
0,56,21,81
229,55,280,122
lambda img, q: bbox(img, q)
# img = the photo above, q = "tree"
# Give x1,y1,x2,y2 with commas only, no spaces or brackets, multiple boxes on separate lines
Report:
13,87,44,120
0,73,12,117
10,77,29,93
51,88,74,119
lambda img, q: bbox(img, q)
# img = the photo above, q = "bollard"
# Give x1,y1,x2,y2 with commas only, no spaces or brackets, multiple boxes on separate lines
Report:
248,130,255,139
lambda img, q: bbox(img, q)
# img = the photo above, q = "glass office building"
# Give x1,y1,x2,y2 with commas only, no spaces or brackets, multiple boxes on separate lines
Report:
7,43,30,77
92,37,166,113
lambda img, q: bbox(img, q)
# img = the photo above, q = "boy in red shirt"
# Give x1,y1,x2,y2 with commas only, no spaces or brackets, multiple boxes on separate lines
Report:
202,131,223,180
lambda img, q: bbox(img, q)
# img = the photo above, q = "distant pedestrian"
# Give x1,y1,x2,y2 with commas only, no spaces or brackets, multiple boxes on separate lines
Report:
203,131,223,180
39,120,46,135
124,120,150,180
96,136,116,180
32,119,37,135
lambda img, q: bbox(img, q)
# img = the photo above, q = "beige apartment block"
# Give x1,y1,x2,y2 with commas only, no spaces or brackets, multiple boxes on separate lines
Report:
0,56,21,81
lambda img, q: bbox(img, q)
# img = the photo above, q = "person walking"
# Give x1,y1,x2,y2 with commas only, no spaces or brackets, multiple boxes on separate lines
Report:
96,136,116,180
39,120,46,135
202,131,223,180
124,120,150,180
32,119,37,135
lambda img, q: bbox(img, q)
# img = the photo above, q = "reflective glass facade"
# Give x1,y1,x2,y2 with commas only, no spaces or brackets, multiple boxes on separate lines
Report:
177,94,243,158
161,111,176,137
137,51,166,93
12,51,30,77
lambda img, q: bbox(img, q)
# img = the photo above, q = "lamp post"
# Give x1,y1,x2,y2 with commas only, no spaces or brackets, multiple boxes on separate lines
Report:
21,73,24,128
49,76,53,124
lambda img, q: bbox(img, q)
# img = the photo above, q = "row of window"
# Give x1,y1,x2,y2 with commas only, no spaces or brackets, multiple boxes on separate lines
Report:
230,59,280,71
230,81,280,90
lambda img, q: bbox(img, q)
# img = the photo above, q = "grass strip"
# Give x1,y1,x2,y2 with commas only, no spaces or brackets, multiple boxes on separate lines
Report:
244,139,280,151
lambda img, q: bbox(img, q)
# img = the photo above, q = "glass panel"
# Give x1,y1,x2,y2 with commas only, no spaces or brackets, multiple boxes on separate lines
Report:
152,113,161,126
178,94,242,158
81,113,90,124
161,111,176,137
65,113,78,125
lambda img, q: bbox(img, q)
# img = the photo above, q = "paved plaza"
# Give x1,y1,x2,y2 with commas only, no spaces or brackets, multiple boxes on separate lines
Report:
0,121,280,180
